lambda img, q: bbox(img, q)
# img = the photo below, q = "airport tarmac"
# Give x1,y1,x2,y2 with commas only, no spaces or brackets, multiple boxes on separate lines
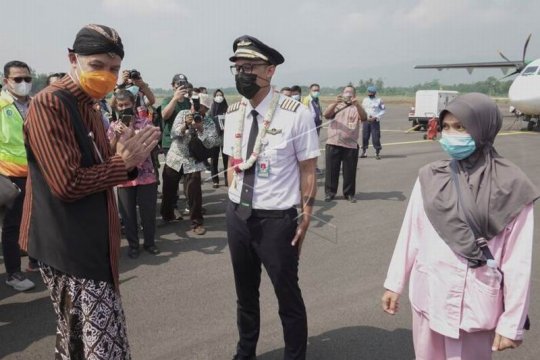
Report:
1,103,539,360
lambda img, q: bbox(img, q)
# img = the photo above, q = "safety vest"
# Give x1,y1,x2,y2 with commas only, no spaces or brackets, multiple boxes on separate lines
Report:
0,90,28,177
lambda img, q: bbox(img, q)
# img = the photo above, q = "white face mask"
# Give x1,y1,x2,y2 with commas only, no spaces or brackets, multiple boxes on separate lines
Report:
291,94,300,101
11,81,32,97
214,95,224,104
127,85,139,97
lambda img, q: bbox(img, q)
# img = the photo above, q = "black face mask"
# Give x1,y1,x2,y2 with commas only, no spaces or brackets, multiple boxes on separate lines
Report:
117,107,134,118
235,73,261,99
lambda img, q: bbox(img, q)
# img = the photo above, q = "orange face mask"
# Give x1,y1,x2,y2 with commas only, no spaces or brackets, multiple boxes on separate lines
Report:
76,56,118,99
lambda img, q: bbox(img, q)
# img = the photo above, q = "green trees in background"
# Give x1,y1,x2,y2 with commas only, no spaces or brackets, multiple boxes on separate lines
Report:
353,76,513,97
0,71,513,98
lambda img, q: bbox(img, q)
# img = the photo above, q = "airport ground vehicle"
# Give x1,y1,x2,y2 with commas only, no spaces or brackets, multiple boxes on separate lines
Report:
408,90,459,130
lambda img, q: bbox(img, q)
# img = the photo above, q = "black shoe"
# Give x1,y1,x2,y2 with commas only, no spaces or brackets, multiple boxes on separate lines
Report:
128,248,140,259
324,194,335,202
375,154,381,160
360,152,367,158
143,245,160,255
346,195,357,203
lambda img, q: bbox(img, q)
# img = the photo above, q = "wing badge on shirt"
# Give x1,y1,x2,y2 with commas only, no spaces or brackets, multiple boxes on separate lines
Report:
266,128,283,135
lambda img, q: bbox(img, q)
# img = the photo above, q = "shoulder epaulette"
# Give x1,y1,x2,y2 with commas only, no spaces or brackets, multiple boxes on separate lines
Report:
280,98,301,112
227,101,241,114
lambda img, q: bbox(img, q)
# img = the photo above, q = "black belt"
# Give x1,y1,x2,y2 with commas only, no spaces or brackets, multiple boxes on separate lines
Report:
232,202,296,218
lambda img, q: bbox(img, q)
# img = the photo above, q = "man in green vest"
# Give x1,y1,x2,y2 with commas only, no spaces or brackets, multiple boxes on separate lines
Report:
1,60,35,291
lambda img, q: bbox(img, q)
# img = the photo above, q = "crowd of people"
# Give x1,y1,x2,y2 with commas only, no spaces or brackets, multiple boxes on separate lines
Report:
0,23,538,360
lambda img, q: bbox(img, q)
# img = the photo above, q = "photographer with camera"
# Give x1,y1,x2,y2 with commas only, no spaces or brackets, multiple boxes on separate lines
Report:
160,74,192,156
161,93,219,235
323,85,367,203
113,69,155,120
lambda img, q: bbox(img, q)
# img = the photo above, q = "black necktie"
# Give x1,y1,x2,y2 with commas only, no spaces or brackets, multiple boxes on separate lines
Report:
237,110,259,220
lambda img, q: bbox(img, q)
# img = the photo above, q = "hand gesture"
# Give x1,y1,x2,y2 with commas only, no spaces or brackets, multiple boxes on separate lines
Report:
121,70,130,84
114,122,128,137
291,219,310,256
336,95,344,104
132,78,145,87
173,85,187,102
184,113,194,126
492,333,522,352
116,126,161,170
381,290,400,315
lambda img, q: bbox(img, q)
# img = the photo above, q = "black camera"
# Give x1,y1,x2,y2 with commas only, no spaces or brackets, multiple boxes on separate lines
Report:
175,79,188,88
192,112,203,123
192,96,201,112
129,69,141,80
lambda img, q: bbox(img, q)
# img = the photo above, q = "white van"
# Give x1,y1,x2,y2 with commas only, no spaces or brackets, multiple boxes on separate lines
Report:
408,90,459,129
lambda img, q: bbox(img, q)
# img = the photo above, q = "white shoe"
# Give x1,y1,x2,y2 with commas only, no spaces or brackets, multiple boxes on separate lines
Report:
6,272,35,291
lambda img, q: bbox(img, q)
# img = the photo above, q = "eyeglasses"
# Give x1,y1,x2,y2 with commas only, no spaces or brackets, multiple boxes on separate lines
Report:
230,63,268,75
9,76,32,83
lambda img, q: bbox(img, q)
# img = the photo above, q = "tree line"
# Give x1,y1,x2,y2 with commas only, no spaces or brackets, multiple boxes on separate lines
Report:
1,72,514,98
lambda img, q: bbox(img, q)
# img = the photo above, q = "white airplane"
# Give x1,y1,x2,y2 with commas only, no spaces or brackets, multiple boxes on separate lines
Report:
415,34,540,130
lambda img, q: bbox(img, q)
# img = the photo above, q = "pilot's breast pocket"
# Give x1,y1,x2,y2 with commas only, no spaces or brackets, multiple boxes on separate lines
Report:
261,134,287,162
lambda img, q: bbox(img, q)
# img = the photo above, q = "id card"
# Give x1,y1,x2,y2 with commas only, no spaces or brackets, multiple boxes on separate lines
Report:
257,155,271,178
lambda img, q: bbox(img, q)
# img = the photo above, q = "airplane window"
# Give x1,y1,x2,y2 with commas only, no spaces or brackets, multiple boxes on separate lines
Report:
521,66,538,76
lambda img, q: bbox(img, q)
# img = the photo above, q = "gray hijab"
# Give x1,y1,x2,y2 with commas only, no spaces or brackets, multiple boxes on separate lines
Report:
419,93,539,266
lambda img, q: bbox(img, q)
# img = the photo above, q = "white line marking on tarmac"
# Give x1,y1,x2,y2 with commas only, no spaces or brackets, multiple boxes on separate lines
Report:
318,131,534,150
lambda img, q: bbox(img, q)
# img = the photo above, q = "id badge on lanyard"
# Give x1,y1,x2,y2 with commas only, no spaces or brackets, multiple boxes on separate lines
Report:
257,154,271,178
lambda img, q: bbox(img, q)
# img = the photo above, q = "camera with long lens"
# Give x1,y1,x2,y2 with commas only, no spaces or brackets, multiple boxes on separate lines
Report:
190,96,203,125
129,69,141,80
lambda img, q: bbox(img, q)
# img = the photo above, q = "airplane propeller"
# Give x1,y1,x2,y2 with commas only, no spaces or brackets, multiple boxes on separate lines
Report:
499,33,532,78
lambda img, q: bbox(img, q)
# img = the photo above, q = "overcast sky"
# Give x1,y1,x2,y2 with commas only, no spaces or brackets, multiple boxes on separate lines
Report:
3,0,540,89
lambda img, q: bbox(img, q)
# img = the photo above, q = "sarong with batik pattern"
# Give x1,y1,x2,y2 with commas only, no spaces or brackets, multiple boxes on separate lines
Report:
40,263,131,360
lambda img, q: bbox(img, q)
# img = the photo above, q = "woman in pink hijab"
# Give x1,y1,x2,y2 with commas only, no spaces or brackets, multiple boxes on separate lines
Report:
382,93,539,359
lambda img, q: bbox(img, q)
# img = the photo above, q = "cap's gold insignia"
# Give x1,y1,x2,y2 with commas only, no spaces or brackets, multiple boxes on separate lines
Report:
237,40,252,47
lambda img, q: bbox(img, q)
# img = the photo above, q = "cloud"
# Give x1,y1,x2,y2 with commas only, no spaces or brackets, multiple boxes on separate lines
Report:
101,0,190,17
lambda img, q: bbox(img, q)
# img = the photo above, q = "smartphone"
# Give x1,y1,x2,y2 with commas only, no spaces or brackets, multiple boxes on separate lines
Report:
121,114,133,126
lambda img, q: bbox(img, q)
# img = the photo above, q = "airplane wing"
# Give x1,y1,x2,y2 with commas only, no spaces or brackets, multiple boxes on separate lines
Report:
415,61,525,75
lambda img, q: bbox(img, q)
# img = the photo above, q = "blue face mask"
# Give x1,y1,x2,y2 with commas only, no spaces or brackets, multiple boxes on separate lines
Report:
127,85,139,96
439,133,476,160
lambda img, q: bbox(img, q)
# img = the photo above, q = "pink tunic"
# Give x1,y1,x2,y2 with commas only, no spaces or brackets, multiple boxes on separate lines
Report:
326,105,361,149
384,179,533,341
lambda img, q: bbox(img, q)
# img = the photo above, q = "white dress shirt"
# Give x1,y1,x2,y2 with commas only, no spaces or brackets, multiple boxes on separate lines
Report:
223,89,320,210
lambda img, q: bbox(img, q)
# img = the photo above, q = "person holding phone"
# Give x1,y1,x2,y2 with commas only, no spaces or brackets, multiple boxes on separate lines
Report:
108,89,159,259
323,85,367,203
161,74,192,156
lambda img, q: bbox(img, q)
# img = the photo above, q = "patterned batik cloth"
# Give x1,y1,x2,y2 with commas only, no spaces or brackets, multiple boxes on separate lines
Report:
39,263,131,360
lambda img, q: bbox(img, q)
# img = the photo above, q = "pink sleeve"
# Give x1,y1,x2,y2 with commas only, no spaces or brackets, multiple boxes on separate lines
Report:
496,203,535,340
383,179,421,294
107,121,117,142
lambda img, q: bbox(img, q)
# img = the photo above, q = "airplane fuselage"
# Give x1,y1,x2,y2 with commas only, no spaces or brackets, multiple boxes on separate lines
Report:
508,58,540,116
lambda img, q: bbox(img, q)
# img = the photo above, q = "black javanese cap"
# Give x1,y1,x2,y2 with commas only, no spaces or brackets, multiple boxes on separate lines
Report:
229,35,284,65
69,24,124,59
